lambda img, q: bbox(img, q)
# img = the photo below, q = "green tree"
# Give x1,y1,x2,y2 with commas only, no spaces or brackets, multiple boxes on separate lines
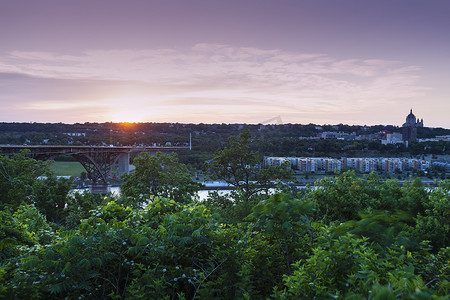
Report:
31,174,72,224
0,208,35,262
306,171,369,223
12,204,55,245
64,190,106,229
0,151,50,210
407,180,449,251
3,199,254,299
276,234,442,299
80,171,87,181
248,193,315,275
334,210,414,250
210,129,294,203
121,152,203,206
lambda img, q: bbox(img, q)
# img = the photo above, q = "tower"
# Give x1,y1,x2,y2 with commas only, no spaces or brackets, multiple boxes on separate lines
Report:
402,109,421,142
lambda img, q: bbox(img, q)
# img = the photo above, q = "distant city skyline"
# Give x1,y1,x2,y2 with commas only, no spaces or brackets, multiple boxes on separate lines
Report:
1,0,449,127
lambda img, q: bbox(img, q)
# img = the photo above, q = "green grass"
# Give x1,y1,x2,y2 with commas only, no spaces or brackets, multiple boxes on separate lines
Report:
50,161,85,177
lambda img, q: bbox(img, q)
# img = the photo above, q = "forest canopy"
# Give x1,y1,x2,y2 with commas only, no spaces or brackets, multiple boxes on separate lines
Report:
0,132,448,299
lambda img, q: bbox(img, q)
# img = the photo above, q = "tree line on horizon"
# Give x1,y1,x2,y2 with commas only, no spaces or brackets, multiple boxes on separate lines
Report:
1,121,449,140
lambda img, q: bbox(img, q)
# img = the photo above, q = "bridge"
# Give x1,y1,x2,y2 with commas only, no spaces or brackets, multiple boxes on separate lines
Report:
0,145,189,185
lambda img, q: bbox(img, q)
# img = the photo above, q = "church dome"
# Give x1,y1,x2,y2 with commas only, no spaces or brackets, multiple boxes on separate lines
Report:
404,109,416,126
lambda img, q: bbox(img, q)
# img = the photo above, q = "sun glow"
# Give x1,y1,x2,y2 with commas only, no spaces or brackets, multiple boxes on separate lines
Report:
107,98,153,123
110,112,147,123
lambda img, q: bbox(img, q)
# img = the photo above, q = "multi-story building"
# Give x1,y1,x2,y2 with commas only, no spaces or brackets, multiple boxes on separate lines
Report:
382,132,403,145
297,158,318,173
264,156,431,174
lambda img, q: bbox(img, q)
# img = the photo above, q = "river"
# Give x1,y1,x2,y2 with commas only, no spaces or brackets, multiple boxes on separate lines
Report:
72,187,232,202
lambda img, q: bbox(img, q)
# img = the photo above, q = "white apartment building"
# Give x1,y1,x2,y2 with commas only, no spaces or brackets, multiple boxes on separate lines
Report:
264,156,431,174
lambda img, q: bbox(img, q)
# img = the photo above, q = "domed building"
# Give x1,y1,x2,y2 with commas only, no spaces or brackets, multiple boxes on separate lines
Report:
402,109,424,128
402,109,424,142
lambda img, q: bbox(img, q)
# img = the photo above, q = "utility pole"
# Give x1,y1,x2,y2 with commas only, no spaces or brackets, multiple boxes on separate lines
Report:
110,121,113,145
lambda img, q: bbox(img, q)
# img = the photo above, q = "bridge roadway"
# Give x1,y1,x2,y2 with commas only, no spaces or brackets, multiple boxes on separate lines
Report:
0,145,189,185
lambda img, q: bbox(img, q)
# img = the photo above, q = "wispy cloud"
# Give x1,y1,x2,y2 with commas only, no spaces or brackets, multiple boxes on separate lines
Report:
0,44,428,123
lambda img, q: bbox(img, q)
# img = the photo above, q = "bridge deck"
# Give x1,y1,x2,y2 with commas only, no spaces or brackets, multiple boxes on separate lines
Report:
0,145,189,152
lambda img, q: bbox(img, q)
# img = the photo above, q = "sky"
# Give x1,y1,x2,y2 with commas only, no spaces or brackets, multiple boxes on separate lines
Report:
0,0,449,127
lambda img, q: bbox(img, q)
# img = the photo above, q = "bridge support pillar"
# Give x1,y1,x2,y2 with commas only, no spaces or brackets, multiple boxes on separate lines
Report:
118,152,130,176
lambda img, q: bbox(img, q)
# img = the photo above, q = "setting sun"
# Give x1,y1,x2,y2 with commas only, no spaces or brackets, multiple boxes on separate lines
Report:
107,98,153,123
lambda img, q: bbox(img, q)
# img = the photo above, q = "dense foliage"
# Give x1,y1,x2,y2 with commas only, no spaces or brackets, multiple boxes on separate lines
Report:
121,152,203,207
0,134,449,299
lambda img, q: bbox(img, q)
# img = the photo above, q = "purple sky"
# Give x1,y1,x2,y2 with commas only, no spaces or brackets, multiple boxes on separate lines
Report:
1,0,449,127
